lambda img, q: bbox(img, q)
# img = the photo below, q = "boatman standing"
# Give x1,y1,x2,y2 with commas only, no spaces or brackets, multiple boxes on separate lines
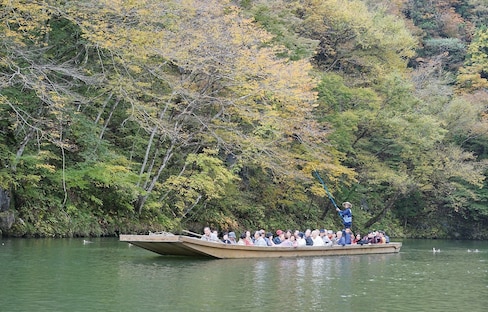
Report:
336,202,353,229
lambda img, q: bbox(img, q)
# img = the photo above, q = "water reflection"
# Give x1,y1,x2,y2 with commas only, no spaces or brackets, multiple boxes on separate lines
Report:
115,253,405,311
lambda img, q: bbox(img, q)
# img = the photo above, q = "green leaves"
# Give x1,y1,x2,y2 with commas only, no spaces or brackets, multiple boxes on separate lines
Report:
162,149,238,218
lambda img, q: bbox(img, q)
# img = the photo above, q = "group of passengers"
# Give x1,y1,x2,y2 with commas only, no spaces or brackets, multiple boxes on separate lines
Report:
201,226,390,247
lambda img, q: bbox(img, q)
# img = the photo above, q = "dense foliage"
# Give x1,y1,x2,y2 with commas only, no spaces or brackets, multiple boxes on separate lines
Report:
1,0,487,239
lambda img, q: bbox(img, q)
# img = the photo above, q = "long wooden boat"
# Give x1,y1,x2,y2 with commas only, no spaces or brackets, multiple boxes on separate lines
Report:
119,234,402,259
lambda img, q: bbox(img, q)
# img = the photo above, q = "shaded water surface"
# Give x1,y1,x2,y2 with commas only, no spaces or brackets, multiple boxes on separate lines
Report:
1,238,487,311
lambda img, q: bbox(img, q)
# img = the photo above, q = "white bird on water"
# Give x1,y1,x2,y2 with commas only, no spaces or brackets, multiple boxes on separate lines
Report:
432,247,440,253
83,239,93,244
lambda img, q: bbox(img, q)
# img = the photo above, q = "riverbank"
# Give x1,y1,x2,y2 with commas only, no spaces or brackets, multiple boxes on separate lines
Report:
1,209,487,240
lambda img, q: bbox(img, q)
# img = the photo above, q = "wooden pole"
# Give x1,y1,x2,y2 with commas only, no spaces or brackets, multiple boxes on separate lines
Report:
182,229,203,237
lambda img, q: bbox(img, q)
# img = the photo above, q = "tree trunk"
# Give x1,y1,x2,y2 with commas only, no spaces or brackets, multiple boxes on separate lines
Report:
12,128,35,171
364,191,400,229
136,142,175,214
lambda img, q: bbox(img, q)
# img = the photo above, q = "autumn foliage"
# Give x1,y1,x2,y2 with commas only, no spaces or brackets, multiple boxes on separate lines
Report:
0,0,487,238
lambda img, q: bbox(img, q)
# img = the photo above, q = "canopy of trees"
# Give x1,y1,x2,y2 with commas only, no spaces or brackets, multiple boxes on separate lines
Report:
1,0,487,239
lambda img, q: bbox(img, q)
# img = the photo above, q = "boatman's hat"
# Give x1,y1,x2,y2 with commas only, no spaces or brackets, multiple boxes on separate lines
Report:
342,202,352,208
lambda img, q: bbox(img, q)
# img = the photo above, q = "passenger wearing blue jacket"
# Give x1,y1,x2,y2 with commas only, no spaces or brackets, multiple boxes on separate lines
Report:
337,228,353,246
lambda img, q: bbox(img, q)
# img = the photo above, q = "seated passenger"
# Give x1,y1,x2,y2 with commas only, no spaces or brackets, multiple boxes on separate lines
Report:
382,231,390,243
372,231,382,244
335,231,343,245
245,230,254,246
340,228,352,245
362,232,376,244
352,233,361,244
293,230,300,238
377,231,387,244
237,233,246,245
322,230,333,246
277,236,294,247
222,232,232,244
327,230,337,245
296,232,306,247
285,230,292,240
304,229,314,246
289,234,298,247
311,230,325,246
201,227,219,242
254,231,267,246
265,232,275,246
276,230,286,245
228,232,237,244
273,230,283,245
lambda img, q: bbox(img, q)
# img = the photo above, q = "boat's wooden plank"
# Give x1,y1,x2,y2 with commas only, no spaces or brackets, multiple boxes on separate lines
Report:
180,237,400,259
132,241,212,257
120,234,180,242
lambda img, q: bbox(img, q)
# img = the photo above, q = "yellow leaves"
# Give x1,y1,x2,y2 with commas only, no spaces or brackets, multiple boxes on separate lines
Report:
456,28,488,93
441,92,487,133
58,0,318,118
35,163,56,173
309,184,328,198
301,0,417,82
2,0,341,209
262,58,317,103
456,65,488,93
440,145,485,188
105,164,131,174
1,0,52,45
358,153,411,189
303,157,357,199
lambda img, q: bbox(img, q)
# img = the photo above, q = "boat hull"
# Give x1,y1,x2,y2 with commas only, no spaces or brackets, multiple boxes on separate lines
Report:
120,234,402,259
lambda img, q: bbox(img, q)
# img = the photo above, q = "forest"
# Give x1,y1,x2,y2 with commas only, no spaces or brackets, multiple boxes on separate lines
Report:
1,0,488,239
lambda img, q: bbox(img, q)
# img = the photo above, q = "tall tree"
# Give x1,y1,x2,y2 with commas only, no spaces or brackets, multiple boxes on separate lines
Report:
1,0,352,232
457,26,488,92
296,0,417,86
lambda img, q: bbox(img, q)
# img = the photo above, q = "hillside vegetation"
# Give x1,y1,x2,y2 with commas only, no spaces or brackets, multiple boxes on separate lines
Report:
1,0,488,238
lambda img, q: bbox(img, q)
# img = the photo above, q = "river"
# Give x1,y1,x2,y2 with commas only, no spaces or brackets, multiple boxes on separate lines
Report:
0,238,486,312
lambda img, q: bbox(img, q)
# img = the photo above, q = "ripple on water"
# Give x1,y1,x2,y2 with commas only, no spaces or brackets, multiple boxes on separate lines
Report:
1,238,488,312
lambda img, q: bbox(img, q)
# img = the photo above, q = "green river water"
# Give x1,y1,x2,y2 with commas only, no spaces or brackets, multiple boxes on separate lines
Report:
0,238,487,312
